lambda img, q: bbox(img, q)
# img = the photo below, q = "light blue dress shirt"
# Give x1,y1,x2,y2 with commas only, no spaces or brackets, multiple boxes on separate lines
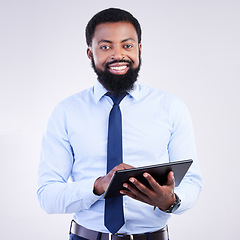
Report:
37,81,202,234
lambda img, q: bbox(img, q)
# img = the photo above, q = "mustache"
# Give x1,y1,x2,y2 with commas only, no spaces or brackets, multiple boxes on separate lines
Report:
105,59,134,68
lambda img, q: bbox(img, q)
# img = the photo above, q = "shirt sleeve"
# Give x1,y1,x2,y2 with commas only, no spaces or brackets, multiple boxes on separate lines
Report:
37,103,101,214
168,97,202,214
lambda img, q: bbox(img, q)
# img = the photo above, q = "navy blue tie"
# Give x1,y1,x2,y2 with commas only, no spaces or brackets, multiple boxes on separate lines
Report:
104,92,127,234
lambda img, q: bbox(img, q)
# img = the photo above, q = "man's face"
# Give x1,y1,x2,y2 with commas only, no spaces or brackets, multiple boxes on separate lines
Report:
87,22,142,93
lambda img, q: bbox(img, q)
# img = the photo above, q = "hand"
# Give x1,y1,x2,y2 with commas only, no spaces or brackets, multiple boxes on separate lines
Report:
94,163,134,195
120,171,176,211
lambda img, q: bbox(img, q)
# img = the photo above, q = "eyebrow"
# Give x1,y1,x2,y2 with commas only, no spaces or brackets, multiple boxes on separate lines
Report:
98,38,136,45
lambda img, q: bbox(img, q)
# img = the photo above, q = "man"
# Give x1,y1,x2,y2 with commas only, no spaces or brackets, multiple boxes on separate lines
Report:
37,8,202,240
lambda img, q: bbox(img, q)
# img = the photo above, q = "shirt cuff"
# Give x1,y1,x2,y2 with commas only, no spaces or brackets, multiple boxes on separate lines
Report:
65,178,103,213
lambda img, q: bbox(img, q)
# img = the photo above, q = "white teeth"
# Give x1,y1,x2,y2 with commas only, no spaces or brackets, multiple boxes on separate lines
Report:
110,66,127,71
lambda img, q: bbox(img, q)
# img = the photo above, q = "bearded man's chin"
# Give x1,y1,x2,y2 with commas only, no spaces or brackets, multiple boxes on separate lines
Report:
91,59,141,94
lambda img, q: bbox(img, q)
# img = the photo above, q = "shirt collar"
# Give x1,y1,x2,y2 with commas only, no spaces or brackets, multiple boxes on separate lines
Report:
93,80,141,103
93,80,108,103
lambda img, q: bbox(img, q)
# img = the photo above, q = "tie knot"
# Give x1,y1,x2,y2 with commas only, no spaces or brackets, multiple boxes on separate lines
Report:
106,92,127,105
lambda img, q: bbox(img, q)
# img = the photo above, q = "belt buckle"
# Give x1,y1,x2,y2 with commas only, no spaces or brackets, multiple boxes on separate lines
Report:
109,233,134,240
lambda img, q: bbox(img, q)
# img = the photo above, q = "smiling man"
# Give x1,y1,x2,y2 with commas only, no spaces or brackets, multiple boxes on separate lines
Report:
37,8,202,240
88,21,142,93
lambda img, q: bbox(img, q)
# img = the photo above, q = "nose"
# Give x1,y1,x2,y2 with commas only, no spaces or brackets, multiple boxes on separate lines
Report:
111,46,125,60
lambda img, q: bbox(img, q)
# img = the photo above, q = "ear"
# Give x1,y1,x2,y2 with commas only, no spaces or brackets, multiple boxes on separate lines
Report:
139,43,142,55
87,47,92,60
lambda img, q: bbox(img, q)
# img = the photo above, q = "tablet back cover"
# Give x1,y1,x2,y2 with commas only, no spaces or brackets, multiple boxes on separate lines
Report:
104,159,193,198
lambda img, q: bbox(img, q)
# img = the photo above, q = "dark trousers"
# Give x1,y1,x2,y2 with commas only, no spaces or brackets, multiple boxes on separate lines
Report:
69,233,170,240
69,233,103,240
69,233,88,240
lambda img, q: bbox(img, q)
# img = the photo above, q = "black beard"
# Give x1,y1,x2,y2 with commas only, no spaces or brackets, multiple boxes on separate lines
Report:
91,57,141,94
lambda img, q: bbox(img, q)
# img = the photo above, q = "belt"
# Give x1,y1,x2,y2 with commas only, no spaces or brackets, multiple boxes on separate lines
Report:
70,220,169,240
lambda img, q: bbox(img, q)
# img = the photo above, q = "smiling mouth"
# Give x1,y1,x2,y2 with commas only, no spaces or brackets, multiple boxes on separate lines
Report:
106,60,132,75
108,64,129,75
109,65,128,71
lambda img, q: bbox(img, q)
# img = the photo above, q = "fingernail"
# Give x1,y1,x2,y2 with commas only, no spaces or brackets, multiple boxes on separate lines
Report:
129,178,134,183
143,173,148,178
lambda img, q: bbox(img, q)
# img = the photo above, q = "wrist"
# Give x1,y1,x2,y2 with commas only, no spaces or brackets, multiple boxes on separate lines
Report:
165,193,181,213
154,193,176,211
93,176,104,195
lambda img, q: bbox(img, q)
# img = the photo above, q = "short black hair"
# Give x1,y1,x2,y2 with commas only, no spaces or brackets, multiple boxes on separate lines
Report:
85,8,142,46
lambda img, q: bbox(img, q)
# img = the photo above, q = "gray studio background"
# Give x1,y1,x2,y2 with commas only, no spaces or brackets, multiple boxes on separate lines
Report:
0,0,239,239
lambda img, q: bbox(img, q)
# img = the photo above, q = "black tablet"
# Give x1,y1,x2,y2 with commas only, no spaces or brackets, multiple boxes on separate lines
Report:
104,159,193,198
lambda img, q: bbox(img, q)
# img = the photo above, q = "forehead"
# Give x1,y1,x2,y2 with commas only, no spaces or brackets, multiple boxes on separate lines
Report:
92,22,138,43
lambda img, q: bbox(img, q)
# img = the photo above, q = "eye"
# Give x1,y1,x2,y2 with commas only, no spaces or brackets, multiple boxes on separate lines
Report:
100,45,111,50
123,44,134,49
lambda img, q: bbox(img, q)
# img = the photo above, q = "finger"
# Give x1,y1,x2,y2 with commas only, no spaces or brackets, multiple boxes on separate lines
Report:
166,171,175,186
107,164,135,186
142,172,162,192
124,180,149,198
128,177,153,196
112,163,134,172
121,163,135,170
120,188,147,203
120,185,137,198
121,181,162,208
